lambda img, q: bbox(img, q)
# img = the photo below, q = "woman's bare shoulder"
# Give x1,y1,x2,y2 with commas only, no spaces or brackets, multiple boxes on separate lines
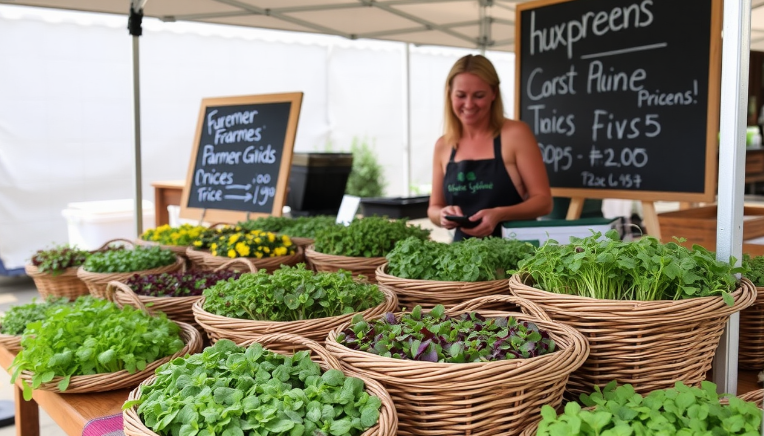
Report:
501,119,535,139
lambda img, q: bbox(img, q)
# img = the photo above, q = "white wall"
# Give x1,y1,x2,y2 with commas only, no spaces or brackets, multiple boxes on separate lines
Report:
0,5,515,270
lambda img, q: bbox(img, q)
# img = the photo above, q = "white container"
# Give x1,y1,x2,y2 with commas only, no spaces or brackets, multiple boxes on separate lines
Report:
61,199,155,250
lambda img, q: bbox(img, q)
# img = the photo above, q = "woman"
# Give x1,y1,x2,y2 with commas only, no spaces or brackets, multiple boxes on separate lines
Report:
428,54,552,241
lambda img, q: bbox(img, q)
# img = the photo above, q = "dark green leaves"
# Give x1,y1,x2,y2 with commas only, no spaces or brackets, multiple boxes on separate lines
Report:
0,297,68,335
239,215,339,239
313,217,430,258
203,264,385,321
29,244,90,275
133,339,381,436
517,231,742,302
9,297,184,399
537,381,762,435
338,305,556,363
83,246,176,273
387,236,535,282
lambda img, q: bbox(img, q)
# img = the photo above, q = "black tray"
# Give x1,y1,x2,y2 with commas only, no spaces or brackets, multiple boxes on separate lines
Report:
360,196,430,219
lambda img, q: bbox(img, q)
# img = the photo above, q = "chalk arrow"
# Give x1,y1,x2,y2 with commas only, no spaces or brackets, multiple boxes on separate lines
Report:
226,184,252,190
224,193,253,202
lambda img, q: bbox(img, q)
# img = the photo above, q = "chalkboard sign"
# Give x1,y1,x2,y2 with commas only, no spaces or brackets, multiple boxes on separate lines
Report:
180,93,303,223
515,0,721,202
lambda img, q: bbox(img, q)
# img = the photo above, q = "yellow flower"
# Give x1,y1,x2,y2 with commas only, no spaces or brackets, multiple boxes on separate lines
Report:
263,247,270,254
235,242,250,257
268,233,275,243
193,240,202,247
229,234,240,244
211,250,218,256
275,247,286,256
211,243,218,251
284,240,292,247
255,252,263,259
228,249,236,258
255,237,261,244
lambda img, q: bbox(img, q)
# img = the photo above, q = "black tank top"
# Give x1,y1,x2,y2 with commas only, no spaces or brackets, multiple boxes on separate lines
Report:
443,134,523,241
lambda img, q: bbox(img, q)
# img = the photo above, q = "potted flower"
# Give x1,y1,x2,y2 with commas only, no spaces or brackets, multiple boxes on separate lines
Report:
24,244,91,300
77,244,183,299
509,230,756,397
325,295,588,435
192,263,398,346
377,236,535,308
187,227,303,273
136,223,207,257
305,216,430,282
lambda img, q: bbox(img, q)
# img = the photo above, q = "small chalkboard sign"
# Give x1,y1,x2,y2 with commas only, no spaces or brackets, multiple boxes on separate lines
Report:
515,0,721,202
180,93,303,223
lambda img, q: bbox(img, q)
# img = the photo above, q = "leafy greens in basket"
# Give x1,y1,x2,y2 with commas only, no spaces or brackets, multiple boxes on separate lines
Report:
337,304,556,363
10,296,184,400
516,230,742,304
0,297,68,335
313,216,430,258
203,264,384,321
386,236,535,281
127,339,382,436
82,245,177,273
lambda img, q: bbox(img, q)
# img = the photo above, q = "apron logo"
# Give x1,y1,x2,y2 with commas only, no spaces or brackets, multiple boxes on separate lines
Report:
449,171,493,194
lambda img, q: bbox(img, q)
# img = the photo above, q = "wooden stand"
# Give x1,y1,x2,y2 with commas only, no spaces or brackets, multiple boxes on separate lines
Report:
566,197,661,238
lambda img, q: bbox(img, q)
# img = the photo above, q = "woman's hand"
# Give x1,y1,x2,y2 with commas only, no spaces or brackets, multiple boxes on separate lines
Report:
460,208,502,238
439,205,464,229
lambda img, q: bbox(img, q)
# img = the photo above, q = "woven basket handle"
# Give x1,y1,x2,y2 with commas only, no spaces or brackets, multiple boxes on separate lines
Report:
213,258,257,274
96,238,135,251
239,333,343,370
104,280,152,314
446,295,552,322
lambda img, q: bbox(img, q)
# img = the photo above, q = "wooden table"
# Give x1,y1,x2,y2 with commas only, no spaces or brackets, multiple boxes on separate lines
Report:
0,347,129,436
151,180,184,227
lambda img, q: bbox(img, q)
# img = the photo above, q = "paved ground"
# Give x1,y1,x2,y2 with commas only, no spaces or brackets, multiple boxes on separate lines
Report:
0,275,67,436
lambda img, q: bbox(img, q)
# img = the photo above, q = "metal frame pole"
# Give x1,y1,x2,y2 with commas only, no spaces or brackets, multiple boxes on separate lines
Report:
129,3,145,237
714,0,751,395
403,43,412,196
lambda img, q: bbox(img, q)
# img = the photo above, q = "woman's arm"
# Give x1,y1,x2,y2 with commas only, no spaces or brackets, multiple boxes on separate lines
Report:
428,137,462,229
461,121,552,237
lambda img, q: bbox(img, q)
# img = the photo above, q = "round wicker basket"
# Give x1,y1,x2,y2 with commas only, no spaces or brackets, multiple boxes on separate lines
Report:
375,264,511,309
304,246,386,283
0,333,21,353
105,258,257,328
739,286,764,369
325,294,590,436
123,332,398,436
24,239,131,301
185,246,304,273
192,283,399,351
520,388,764,435
509,274,758,398
15,321,202,394
77,256,185,299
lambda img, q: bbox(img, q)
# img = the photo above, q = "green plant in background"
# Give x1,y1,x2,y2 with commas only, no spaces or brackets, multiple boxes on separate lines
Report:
313,217,431,258
345,137,385,198
742,254,764,286
29,245,91,275
82,246,177,273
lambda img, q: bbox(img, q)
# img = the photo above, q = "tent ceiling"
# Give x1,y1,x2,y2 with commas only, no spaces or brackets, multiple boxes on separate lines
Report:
0,0,531,52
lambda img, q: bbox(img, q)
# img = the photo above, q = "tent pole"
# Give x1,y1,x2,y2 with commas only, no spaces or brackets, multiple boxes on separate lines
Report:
714,0,750,395
129,4,144,237
404,43,412,197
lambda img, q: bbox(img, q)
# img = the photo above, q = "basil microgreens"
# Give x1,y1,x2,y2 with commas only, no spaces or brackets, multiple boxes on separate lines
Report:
516,230,742,304
203,264,384,321
9,296,184,400
337,304,556,363
537,381,762,435
82,246,177,273
126,339,382,436
386,236,535,281
0,297,68,335
313,217,431,258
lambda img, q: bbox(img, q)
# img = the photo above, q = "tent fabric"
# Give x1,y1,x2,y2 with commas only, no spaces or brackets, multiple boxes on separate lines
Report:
0,5,514,269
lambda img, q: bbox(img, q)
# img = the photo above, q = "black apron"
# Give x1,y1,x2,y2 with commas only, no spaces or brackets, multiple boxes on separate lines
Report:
443,134,523,241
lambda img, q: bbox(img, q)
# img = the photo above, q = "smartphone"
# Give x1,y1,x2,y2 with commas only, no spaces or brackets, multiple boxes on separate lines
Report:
445,215,481,229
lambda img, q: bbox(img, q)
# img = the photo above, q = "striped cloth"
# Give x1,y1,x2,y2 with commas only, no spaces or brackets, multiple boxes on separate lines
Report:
82,413,123,436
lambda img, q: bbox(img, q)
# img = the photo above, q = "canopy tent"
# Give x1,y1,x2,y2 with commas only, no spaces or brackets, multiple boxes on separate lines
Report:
0,0,755,396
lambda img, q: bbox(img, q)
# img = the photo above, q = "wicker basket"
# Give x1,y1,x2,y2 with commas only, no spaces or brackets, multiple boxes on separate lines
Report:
520,388,764,435
15,321,202,394
77,256,185,299
739,286,764,369
123,332,398,436
104,259,257,328
185,246,304,273
305,246,386,283
325,294,589,436
193,283,399,351
0,333,21,353
24,239,129,301
375,264,511,309
509,274,758,398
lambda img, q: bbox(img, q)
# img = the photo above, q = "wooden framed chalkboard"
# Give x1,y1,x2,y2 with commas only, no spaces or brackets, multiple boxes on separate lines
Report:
180,92,303,223
515,0,721,202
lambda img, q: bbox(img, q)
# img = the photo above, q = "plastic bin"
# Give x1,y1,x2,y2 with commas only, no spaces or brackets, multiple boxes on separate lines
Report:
61,199,155,250
502,217,624,246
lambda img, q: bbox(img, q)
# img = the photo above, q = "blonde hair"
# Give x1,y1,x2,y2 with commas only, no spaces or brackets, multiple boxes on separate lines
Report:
443,54,505,147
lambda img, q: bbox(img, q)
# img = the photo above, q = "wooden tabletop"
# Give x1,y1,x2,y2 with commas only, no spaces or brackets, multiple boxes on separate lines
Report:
0,347,129,436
